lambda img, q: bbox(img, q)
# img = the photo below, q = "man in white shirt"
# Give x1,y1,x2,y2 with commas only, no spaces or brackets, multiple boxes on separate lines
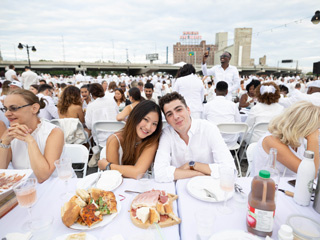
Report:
205,81,215,102
80,84,92,110
202,51,240,100
21,66,38,90
154,92,235,182
5,65,18,81
141,83,159,104
37,84,59,120
204,81,241,147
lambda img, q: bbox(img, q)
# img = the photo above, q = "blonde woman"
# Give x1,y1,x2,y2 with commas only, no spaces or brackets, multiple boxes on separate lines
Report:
252,101,320,177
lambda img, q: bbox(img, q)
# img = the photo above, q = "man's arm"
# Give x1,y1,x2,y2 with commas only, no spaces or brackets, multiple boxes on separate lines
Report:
230,69,240,93
45,97,59,119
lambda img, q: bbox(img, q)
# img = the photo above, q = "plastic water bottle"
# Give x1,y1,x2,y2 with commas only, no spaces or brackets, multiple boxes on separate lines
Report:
264,148,280,200
293,150,315,206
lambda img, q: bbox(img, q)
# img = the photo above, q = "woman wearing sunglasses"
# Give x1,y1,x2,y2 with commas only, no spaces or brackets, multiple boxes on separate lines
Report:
0,89,64,183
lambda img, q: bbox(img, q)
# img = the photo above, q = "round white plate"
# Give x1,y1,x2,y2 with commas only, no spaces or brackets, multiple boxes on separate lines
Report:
69,198,121,230
56,232,97,240
187,176,234,202
76,170,122,191
209,230,260,240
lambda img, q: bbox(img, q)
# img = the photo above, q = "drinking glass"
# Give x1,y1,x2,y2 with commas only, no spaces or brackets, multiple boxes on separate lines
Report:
54,158,73,200
218,166,237,214
13,178,38,230
137,171,153,192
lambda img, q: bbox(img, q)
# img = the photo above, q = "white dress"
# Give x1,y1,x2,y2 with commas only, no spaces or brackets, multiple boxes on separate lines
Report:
252,132,304,177
11,119,63,170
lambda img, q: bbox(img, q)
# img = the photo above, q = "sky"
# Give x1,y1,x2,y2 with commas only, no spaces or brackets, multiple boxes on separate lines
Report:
0,0,319,73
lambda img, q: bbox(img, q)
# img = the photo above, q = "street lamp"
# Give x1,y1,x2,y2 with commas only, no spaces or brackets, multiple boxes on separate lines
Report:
18,43,37,67
311,10,320,24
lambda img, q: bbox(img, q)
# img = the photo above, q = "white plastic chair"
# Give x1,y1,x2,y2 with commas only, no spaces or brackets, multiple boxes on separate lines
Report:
64,144,89,177
240,122,269,161
92,120,125,148
245,142,257,177
50,118,92,153
217,122,249,176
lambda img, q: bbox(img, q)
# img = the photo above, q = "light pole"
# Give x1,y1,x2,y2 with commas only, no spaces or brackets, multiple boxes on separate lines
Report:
18,43,36,67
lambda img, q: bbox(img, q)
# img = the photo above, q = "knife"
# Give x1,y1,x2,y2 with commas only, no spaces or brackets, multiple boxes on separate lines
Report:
278,189,294,197
86,173,102,189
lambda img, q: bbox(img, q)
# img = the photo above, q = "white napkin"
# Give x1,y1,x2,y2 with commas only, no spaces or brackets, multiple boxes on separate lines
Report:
6,232,32,240
96,170,122,190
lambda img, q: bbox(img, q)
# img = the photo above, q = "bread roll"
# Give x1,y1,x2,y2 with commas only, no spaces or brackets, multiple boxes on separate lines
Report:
61,201,81,227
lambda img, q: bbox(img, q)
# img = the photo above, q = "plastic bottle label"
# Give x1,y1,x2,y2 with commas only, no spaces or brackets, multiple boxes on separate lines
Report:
247,203,274,232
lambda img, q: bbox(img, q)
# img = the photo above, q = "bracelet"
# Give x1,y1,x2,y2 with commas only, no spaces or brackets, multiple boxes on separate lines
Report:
0,139,10,149
105,162,112,171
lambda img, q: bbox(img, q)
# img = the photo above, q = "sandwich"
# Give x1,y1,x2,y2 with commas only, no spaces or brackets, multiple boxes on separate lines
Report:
130,190,181,229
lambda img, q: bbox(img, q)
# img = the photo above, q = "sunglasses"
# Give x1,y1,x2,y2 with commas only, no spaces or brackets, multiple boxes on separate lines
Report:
220,54,230,58
0,104,33,113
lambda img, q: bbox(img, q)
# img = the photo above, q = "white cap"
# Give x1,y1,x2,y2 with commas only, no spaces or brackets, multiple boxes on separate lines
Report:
9,80,22,88
278,224,294,240
308,80,320,89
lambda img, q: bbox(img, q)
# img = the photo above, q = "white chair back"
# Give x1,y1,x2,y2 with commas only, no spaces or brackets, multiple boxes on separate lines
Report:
92,121,125,148
64,144,89,177
245,142,257,177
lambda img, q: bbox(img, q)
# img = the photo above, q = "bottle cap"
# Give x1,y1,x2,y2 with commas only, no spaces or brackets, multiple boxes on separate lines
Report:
259,170,270,179
278,224,293,240
304,150,314,159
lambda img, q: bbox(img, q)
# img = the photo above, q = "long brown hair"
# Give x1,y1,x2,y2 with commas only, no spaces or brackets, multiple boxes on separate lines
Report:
121,100,162,165
57,86,82,115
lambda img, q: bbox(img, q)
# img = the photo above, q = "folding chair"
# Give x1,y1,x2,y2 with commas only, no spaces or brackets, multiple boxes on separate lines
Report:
50,118,92,153
245,142,257,177
92,120,125,149
64,144,89,177
240,122,269,162
216,122,249,176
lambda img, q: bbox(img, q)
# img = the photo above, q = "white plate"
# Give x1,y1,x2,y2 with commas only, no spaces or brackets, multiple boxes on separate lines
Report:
187,176,234,202
55,232,97,240
0,169,33,196
76,170,122,191
209,230,261,240
69,198,121,230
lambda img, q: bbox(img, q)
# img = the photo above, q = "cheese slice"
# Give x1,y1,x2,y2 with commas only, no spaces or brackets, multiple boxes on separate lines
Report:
136,207,150,223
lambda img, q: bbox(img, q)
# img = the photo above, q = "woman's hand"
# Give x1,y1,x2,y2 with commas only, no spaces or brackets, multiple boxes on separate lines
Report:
6,123,33,143
98,158,109,170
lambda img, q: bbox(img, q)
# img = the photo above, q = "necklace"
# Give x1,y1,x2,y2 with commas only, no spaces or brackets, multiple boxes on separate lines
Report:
135,141,142,147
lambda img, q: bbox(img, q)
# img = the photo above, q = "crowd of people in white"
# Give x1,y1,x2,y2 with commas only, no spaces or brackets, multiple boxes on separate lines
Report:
0,55,319,182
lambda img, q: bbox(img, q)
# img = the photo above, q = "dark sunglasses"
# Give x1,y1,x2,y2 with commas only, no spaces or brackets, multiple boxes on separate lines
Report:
0,104,33,113
220,54,230,58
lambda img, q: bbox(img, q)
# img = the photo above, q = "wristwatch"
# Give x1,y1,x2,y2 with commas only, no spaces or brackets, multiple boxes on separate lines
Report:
0,139,10,149
189,161,195,170
105,162,112,171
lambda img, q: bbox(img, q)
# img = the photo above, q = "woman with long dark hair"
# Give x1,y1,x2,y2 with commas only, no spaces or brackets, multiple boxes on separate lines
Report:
98,100,162,178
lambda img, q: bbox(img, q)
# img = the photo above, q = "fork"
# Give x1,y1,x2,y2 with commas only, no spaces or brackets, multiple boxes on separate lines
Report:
203,188,217,200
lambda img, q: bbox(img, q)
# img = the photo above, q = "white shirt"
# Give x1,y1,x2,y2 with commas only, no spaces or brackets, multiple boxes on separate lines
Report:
172,74,205,114
206,87,215,102
279,90,320,108
141,92,159,104
204,96,241,147
154,82,163,96
202,64,240,99
37,93,59,120
245,103,284,143
154,118,235,182
21,70,38,90
5,69,17,81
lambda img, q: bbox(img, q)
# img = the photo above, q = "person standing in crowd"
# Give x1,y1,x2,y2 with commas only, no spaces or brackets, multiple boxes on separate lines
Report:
204,81,241,147
101,80,108,92
37,84,59,121
21,66,38,90
0,89,64,183
252,101,319,177
205,81,215,102
80,84,92,111
116,87,144,121
5,65,19,81
154,92,235,182
202,51,240,100
98,101,162,179
173,64,205,119
141,83,159,104
239,79,260,109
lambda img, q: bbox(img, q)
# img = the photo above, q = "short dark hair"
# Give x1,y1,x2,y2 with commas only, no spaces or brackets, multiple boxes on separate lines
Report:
38,84,53,93
39,79,47,84
224,51,232,58
144,82,154,90
216,81,228,94
137,81,144,87
80,84,89,90
208,81,213,86
159,91,187,113
128,87,144,101
246,79,260,92
9,65,14,69
25,66,31,69
89,83,105,98
179,64,195,77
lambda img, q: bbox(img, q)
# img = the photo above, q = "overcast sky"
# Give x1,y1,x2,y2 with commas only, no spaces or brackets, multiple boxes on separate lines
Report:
0,0,319,73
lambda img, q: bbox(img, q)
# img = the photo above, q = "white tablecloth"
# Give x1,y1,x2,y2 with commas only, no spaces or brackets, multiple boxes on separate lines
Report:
0,178,180,240
176,177,319,240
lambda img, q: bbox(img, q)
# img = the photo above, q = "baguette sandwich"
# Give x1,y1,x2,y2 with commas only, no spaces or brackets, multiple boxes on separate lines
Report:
130,190,181,229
